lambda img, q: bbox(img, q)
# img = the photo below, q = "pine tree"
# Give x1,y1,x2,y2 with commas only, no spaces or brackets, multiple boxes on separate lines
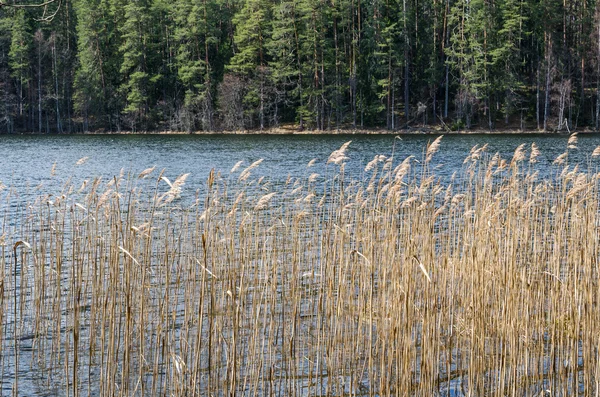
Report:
9,8,32,131
73,0,124,131
369,0,402,129
173,0,219,131
268,0,304,127
73,0,104,131
490,0,527,125
411,0,445,126
119,0,155,130
295,0,328,129
446,0,492,128
229,0,272,129
0,10,16,133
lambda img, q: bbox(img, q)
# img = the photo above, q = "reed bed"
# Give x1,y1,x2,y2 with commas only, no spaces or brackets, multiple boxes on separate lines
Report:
1,136,600,396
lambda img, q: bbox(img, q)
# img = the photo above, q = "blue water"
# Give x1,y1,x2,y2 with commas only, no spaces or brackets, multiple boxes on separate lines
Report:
1,133,596,198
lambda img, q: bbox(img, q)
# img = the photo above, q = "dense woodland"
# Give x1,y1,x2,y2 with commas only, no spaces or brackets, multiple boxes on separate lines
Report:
1,0,599,132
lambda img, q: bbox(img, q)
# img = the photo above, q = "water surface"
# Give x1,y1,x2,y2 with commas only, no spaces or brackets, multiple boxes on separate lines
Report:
1,133,595,198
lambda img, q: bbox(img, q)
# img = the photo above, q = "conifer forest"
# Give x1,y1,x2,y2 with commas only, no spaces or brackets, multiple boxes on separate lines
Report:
1,0,599,133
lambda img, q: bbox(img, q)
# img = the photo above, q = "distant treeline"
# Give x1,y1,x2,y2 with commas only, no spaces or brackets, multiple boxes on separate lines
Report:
1,0,599,133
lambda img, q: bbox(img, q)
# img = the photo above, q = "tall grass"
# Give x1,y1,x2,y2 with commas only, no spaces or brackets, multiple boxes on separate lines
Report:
2,136,600,396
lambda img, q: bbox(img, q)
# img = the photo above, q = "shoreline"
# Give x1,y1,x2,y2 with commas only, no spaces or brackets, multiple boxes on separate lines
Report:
5,127,597,135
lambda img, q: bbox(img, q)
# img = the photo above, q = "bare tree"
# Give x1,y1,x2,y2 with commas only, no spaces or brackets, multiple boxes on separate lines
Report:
1,0,62,21
554,79,572,132
217,74,245,131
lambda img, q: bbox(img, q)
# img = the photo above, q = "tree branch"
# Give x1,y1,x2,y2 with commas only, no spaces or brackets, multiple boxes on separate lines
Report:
0,0,62,22
0,0,58,8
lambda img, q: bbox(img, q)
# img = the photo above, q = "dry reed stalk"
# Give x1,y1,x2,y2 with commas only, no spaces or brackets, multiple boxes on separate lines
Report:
425,135,443,163
75,157,89,166
530,143,540,163
230,161,244,173
567,133,578,149
554,151,568,165
138,165,156,179
254,192,276,211
239,159,263,182
327,141,351,165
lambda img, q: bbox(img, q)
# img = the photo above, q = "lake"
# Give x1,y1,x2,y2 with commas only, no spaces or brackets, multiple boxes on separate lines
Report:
1,133,597,198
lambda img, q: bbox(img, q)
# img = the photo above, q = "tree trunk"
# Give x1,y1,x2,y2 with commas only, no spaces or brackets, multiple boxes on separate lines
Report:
37,33,43,134
387,55,392,129
52,36,62,133
203,0,213,131
433,89,437,126
596,22,600,131
544,34,551,131
403,0,410,125
536,57,540,130
392,83,395,129
260,77,264,130
333,11,340,129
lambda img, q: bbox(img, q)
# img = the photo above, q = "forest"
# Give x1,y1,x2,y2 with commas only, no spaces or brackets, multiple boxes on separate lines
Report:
1,0,598,133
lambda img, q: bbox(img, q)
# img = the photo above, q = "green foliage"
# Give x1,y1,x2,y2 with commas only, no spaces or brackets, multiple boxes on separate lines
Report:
446,0,492,125
119,0,152,127
229,0,273,128
172,0,223,130
230,0,271,75
1,0,599,132
268,0,304,122
9,10,32,82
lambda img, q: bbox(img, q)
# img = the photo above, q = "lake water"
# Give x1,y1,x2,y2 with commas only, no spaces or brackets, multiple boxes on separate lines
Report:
1,133,598,199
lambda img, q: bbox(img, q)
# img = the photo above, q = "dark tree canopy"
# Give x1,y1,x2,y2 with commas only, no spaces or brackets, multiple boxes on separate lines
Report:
0,0,599,133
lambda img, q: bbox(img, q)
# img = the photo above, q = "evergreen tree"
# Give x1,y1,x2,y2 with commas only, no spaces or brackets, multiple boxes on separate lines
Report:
119,0,155,130
369,0,402,129
73,0,105,131
73,0,124,131
173,0,220,131
268,0,304,127
9,8,32,131
490,0,527,125
446,0,492,128
0,11,16,133
229,0,272,129
295,0,328,129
